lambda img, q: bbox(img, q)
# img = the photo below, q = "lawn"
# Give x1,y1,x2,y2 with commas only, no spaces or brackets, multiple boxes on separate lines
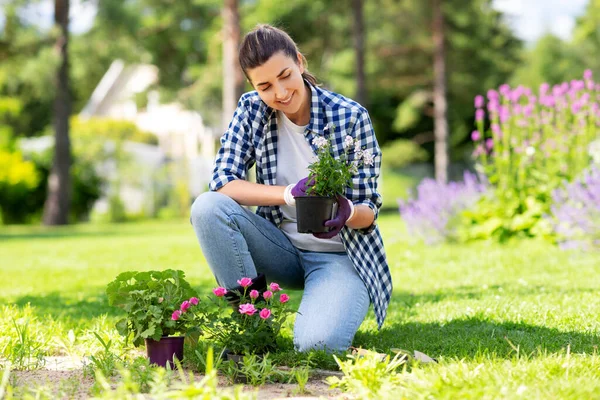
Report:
2,214,600,398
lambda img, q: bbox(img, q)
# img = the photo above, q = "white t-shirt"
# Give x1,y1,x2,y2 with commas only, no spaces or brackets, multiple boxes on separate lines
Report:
275,110,345,252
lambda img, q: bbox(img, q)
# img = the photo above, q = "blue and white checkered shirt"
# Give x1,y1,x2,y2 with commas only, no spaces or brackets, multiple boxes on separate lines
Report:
209,82,392,328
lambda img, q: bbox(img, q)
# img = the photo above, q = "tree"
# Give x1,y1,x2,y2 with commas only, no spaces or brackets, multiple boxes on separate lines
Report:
375,0,521,158
222,0,244,130
43,0,72,225
510,34,581,89
432,0,448,183
571,0,600,75
352,0,367,106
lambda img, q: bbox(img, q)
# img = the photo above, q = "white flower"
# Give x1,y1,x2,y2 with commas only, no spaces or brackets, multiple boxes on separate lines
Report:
344,135,354,150
312,136,329,149
354,140,362,154
362,149,375,166
525,146,535,156
589,139,600,164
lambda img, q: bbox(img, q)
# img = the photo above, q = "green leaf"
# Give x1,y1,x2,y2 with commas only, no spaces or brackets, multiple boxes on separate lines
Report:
115,318,128,335
140,325,155,338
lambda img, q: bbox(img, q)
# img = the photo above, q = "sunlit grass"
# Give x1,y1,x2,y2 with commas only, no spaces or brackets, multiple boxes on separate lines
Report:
2,213,600,397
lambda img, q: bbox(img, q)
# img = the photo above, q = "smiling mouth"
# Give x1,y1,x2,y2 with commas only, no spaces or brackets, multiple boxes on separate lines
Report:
277,93,293,105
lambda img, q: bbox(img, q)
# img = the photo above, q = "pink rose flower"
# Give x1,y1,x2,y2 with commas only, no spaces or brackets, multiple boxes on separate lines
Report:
237,277,253,288
180,300,191,312
250,290,259,299
279,293,290,303
239,303,257,315
213,287,227,297
171,310,182,321
263,290,273,300
259,308,271,319
189,297,199,305
269,282,281,292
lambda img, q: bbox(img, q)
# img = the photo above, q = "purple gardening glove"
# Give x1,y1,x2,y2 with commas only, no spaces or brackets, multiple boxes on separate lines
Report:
291,176,315,197
313,194,353,239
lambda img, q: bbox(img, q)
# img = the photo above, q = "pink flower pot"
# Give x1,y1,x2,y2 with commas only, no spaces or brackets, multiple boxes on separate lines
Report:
145,336,185,368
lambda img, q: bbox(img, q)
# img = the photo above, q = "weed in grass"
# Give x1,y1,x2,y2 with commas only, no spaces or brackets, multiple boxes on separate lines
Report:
327,348,407,399
186,339,225,373
85,331,124,379
169,348,257,399
288,352,313,395
224,353,291,386
292,365,310,395
92,347,256,399
80,315,127,354
53,329,79,361
4,316,47,370
92,365,142,398
0,363,10,400
4,380,72,400
270,348,340,370
147,366,172,396
58,375,81,399
127,356,158,393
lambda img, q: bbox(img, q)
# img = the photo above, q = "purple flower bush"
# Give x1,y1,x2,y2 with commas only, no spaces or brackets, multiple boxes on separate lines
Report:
398,171,487,244
547,166,600,251
465,70,600,240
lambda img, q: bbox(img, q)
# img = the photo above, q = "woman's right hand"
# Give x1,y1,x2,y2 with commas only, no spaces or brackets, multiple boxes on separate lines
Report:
291,176,315,197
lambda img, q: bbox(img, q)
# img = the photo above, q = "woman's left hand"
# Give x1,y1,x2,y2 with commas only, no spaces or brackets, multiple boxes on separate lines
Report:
313,194,354,239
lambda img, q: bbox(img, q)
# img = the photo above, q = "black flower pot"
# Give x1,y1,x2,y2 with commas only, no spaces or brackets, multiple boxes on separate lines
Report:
295,196,336,233
227,353,249,383
145,336,185,368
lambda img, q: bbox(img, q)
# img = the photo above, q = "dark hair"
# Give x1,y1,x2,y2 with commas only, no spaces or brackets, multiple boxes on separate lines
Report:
239,24,318,86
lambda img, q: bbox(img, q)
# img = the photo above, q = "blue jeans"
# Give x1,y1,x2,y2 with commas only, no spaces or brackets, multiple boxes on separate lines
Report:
190,191,370,352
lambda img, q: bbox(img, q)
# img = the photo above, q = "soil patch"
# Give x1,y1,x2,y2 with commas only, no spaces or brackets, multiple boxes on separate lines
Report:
8,357,344,399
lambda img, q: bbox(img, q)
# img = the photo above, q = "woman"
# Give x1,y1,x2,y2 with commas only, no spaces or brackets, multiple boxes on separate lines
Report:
191,24,391,352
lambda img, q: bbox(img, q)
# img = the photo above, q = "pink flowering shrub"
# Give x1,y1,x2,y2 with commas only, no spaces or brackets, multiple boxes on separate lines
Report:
169,295,210,338
200,278,294,356
462,70,600,240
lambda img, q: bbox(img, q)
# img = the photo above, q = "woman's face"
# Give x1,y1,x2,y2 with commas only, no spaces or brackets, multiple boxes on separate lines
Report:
246,51,308,120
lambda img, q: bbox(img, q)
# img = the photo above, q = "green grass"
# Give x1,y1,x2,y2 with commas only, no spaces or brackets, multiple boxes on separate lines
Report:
2,215,600,397
379,167,421,210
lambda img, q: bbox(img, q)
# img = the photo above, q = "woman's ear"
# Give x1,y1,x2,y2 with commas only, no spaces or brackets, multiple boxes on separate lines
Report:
296,52,305,74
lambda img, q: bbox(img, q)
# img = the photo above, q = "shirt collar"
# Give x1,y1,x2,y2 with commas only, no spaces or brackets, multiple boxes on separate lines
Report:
305,80,328,136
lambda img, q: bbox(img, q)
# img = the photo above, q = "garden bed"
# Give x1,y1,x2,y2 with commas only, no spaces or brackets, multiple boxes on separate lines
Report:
8,356,342,399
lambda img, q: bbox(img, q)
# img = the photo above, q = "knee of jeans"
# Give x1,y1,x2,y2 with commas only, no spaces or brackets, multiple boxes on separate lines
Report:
190,191,232,226
294,330,349,353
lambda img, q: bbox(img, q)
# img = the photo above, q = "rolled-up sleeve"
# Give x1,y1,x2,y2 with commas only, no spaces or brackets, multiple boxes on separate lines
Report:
347,108,383,220
209,98,255,192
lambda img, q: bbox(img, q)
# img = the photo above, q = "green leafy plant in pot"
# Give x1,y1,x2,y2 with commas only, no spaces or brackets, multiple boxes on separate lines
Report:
295,126,373,233
106,269,200,368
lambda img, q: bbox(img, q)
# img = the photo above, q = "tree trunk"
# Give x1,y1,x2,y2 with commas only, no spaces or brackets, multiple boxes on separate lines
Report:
432,0,449,184
352,0,367,107
43,0,72,225
222,0,244,131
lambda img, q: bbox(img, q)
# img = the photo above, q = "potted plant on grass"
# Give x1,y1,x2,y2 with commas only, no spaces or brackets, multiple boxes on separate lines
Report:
106,269,201,368
295,126,374,233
